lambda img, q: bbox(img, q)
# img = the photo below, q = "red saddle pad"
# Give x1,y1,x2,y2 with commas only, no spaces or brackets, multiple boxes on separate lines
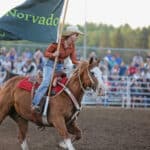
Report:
17,77,39,92
17,77,68,94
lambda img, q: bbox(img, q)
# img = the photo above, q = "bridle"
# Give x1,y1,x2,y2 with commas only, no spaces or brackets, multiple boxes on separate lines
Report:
78,67,95,92
61,65,97,125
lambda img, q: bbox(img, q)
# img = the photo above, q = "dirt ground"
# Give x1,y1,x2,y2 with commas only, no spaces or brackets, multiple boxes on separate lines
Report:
0,106,150,150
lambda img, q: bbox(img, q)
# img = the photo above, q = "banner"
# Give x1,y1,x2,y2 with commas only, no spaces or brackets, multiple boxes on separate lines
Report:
0,0,64,43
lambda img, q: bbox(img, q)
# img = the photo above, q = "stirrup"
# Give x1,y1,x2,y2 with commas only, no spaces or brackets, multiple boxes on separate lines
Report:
32,105,41,113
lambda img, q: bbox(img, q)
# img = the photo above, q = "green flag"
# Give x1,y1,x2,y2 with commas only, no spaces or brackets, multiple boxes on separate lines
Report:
0,0,64,43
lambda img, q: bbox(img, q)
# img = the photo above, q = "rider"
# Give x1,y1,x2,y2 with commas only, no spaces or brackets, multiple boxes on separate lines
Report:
32,25,84,112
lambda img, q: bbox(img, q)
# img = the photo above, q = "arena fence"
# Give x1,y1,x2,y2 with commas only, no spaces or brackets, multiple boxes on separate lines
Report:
82,75,150,108
0,68,150,108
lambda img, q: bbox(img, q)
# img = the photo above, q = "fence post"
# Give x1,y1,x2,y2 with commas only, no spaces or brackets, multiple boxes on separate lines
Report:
126,77,131,108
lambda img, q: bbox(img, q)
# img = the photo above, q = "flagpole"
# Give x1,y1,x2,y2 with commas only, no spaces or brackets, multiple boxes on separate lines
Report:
83,0,87,59
47,0,69,97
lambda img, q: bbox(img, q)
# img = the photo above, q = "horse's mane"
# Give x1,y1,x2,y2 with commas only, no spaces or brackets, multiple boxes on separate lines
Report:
72,60,89,76
68,60,89,86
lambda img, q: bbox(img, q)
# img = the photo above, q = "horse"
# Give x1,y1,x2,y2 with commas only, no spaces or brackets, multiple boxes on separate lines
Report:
0,58,105,150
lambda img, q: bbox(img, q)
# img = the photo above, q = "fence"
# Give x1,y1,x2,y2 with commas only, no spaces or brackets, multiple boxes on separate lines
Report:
82,75,150,108
0,68,150,108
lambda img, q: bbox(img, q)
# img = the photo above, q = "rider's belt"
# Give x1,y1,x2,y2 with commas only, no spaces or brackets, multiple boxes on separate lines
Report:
57,60,64,64
50,59,64,64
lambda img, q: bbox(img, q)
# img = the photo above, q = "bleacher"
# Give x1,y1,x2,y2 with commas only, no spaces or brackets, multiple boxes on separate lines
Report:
82,75,150,108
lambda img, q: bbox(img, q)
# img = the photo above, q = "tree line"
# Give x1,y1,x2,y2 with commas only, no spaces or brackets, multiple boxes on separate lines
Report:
75,23,150,49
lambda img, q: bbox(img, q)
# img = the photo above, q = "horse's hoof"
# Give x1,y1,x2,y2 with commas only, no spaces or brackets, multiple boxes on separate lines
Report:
58,141,67,149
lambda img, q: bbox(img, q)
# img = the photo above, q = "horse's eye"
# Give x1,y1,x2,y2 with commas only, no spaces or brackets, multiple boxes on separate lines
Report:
90,72,95,76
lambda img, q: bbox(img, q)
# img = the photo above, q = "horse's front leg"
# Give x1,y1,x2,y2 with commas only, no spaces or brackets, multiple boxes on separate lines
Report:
52,116,76,150
67,121,82,142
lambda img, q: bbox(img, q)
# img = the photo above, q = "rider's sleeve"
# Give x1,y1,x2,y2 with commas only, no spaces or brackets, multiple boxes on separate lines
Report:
70,44,79,65
44,43,57,59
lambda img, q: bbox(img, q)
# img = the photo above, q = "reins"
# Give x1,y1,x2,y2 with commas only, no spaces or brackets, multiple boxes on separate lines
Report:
78,67,95,92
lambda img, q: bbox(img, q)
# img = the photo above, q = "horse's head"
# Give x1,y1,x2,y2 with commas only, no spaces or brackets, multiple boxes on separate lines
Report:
77,57,106,96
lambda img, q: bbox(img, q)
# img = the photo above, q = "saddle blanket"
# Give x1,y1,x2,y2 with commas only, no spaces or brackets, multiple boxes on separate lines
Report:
17,77,68,94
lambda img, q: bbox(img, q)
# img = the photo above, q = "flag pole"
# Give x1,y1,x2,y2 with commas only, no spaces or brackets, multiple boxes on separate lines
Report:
47,0,69,97
42,0,70,118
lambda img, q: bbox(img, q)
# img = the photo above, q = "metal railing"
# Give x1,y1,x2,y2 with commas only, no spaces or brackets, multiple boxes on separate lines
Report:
82,75,150,108
0,67,150,108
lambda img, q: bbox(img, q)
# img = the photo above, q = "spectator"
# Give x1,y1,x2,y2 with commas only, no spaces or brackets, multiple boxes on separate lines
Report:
132,51,143,68
99,58,109,76
144,54,150,70
33,48,44,71
106,49,112,61
0,47,7,61
127,62,138,76
119,62,127,76
1,57,11,71
22,48,33,61
6,47,17,71
21,59,37,76
14,57,25,75
108,55,117,72
115,53,123,66
0,47,7,72
145,68,150,79
111,64,119,76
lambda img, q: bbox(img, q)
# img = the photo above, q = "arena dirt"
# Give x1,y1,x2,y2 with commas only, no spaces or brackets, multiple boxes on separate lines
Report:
0,106,150,150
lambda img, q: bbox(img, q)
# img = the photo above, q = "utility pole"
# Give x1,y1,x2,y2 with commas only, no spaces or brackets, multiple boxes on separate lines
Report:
83,0,87,59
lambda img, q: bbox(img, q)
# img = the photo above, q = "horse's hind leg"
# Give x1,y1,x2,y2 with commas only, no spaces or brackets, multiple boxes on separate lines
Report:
0,96,11,124
0,108,8,124
9,111,29,150
18,119,29,150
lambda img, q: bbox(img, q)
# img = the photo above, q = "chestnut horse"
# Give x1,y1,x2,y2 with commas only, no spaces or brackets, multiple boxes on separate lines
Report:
0,58,105,150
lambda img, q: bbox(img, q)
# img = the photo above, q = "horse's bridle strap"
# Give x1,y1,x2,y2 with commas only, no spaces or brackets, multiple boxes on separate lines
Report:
58,82,81,111
78,68,95,91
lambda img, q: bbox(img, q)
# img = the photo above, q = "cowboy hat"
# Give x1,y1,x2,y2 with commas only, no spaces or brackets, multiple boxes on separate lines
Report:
62,25,84,36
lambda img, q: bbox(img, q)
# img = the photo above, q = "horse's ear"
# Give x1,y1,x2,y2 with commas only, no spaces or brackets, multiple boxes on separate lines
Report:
96,57,101,64
89,57,94,64
89,57,101,65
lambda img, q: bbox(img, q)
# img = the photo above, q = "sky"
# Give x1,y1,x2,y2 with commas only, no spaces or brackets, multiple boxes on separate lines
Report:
0,0,150,29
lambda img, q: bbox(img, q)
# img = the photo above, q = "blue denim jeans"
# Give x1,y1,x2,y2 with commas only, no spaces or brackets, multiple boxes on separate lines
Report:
32,58,63,105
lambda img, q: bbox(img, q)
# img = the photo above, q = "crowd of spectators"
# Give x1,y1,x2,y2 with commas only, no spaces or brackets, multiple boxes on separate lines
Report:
95,49,150,107
0,46,150,107
0,47,44,82
0,46,75,83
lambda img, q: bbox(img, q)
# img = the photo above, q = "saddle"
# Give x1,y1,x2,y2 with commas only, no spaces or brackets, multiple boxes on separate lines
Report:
17,71,68,97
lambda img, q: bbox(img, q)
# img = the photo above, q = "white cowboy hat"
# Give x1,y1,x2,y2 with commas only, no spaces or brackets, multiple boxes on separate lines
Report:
62,25,84,36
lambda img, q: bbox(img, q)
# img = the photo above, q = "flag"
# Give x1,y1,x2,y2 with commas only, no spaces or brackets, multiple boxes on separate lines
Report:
0,0,64,43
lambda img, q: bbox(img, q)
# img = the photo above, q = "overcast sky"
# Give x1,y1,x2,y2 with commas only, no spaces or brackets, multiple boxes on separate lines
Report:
0,0,150,29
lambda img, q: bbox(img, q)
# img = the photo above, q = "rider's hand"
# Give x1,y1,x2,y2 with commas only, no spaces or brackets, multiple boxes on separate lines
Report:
52,51,59,57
